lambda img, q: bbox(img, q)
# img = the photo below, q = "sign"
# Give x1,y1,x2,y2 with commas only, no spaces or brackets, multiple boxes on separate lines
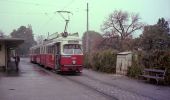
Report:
68,40,79,44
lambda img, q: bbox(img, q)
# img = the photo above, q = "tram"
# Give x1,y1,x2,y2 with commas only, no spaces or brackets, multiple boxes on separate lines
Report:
30,32,83,73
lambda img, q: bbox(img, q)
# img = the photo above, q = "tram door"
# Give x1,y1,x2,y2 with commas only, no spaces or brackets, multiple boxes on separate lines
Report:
55,43,60,69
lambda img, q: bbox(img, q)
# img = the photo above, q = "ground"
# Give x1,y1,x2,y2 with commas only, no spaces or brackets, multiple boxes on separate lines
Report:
0,58,170,100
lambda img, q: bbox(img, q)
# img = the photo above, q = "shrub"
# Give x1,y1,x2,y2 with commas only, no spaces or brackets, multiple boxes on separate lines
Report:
127,56,143,78
127,54,142,78
141,50,170,69
83,54,92,69
91,50,117,73
139,50,170,83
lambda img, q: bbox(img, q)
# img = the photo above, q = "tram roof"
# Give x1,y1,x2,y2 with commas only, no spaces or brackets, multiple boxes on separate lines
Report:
30,35,82,49
53,35,82,41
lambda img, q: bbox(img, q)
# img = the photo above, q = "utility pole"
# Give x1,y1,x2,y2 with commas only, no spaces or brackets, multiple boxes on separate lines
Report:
87,3,89,31
86,2,89,53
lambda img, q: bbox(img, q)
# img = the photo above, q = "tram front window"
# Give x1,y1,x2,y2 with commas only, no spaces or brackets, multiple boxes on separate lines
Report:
63,44,82,55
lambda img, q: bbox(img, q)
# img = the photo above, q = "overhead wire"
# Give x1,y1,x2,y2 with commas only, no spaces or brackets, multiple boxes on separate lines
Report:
0,0,57,7
0,0,79,36
39,0,77,35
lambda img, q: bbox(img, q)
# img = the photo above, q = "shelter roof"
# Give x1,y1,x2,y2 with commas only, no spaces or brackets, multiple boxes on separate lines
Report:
0,37,24,48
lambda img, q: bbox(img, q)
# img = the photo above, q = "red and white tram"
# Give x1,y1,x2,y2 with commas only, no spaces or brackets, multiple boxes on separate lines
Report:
30,33,83,73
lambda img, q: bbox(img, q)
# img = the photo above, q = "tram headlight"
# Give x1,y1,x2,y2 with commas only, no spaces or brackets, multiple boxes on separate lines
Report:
72,60,76,64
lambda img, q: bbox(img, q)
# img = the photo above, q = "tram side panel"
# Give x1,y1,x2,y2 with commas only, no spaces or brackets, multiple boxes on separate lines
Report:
40,54,46,66
45,54,54,69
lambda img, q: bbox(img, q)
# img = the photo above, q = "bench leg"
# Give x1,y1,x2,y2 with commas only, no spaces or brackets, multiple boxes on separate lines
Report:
156,79,159,85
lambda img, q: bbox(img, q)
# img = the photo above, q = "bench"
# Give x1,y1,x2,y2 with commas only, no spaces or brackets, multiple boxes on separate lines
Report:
140,68,167,84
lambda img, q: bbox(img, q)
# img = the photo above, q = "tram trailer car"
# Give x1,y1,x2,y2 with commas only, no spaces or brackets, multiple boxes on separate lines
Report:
30,35,83,73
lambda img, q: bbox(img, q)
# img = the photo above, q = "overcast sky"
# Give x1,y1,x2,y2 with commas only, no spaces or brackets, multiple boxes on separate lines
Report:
0,0,170,38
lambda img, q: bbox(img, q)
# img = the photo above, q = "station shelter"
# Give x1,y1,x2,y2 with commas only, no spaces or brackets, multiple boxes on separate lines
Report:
0,37,24,71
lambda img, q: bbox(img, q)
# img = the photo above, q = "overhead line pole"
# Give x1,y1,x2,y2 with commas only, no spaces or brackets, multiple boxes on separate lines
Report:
87,3,89,31
86,2,89,53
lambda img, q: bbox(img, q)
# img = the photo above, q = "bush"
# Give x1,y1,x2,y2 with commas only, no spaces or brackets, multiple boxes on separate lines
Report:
127,56,143,78
83,54,92,69
91,50,117,73
139,50,170,83
141,50,170,69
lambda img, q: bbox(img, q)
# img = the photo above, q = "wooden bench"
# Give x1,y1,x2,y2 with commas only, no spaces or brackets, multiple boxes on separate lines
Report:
140,68,167,84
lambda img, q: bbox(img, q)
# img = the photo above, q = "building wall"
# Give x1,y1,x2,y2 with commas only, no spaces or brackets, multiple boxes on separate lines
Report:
0,42,6,67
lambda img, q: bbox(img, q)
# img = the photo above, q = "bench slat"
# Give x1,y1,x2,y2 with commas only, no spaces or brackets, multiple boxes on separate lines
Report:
144,68,165,73
141,75,164,80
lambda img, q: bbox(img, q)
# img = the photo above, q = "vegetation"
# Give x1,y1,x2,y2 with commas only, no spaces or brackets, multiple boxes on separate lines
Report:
140,18,170,51
82,31,103,52
84,50,117,73
101,10,144,51
127,54,143,78
83,16,170,84
127,18,170,82
0,30,4,37
10,25,36,56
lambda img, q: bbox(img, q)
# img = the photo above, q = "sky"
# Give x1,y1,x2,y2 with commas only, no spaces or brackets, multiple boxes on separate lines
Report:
0,0,170,38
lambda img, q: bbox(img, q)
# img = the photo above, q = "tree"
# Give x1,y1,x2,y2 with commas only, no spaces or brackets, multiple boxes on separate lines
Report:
101,10,144,50
82,31,103,53
0,30,4,37
140,18,170,51
10,25,36,56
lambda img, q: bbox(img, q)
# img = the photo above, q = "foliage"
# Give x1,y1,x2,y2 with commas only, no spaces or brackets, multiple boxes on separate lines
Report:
84,50,117,73
127,54,143,78
141,50,170,69
82,31,103,53
0,30,4,37
97,35,121,50
140,18,170,51
83,54,92,69
10,25,36,56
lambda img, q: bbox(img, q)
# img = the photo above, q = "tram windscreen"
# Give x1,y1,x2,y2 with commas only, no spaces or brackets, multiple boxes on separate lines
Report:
63,44,82,55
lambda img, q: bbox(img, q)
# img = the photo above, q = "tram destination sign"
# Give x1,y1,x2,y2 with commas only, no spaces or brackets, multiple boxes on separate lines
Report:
68,40,79,44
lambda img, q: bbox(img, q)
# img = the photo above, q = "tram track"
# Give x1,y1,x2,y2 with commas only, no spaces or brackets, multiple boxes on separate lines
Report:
29,61,154,100
30,63,118,100
64,76,118,100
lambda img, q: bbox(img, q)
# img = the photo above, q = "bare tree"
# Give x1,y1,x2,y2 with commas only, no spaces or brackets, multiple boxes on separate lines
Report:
101,10,144,40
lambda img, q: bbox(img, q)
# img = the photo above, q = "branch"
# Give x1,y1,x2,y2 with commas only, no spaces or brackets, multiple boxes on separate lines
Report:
111,20,122,34
118,19,125,33
127,25,143,36
126,14,139,33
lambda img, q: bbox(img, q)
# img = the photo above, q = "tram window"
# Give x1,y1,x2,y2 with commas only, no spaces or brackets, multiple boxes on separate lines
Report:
74,48,82,54
63,44,82,54
74,45,83,54
63,45,74,54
